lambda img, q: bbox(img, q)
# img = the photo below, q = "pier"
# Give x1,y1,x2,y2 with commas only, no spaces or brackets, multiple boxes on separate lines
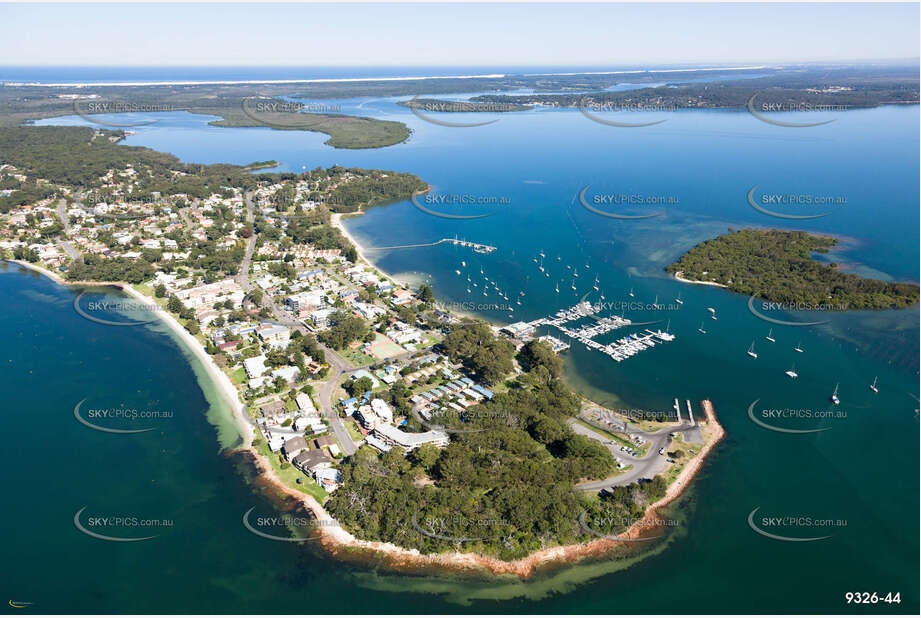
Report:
365,237,496,253
528,301,676,364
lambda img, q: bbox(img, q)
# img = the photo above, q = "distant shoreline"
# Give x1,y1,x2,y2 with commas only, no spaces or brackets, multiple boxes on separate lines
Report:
4,65,772,88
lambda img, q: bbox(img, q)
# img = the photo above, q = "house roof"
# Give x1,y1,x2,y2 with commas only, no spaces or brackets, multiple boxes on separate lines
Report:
283,436,308,452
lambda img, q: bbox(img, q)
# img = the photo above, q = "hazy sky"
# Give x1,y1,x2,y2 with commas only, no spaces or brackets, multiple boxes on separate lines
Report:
1,2,918,67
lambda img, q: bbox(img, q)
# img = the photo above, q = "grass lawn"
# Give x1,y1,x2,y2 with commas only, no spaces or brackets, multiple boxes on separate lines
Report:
343,419,364,443
231,367,246,385
256,440,329,502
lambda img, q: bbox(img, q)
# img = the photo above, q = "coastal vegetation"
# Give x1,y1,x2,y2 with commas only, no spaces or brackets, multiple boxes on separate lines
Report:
325,333,631,561
666,228,920,309
209,103,410,149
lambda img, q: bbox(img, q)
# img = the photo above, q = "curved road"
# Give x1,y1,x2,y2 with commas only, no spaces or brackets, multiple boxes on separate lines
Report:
571,418,698,490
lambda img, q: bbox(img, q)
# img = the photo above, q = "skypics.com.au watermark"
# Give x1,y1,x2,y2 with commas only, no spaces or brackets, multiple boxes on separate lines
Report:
73,99,181,128
747,296,834,327
434,300,513,313
240,96,342,130
747,399,846,435
242,507,339,542
747,92,844,128
411,191,509,219
73,291,163,327
579,98,671,128
747,507,846,542
747,185,846,220
73,398,172,434
578,185,677,220
578,510,679,541
73,507,172,542
411,507,510,543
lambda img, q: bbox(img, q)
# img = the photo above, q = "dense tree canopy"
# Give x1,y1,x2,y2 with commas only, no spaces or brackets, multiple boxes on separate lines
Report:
667,228,919,310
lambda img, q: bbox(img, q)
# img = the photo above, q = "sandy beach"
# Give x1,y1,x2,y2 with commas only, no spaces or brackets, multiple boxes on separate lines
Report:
672,270,729,288
331,211,414,289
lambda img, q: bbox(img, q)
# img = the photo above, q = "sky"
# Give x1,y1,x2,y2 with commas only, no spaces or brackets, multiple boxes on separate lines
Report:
0,2,918,67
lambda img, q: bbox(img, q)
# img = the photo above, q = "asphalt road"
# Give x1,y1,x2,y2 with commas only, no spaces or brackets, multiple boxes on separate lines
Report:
571,418,699,490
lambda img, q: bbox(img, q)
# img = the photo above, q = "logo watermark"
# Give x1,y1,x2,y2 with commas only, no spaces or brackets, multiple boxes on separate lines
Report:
73,506,170,542
577,185,674,220
73,99,180,128
410,191,505,220
240,96,342,130
746,92,840,128
73,290,161,327
747,185,842,220
747,507,845,541
747,398,842,434
410,506,508,543
242,507,337,542
405,95,501,128
577,510,677,541
747,295,831,327
72,398,172,434
579,98,670,128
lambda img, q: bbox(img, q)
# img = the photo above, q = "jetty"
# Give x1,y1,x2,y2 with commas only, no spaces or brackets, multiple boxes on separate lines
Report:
527,301,676,363
365,237,496,254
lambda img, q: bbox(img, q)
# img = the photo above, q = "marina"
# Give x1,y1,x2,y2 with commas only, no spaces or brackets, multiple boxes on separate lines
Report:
528,302,676,363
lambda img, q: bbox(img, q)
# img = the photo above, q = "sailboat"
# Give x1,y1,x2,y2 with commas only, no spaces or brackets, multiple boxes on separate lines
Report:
461,261,466,268
830,383,840,405
697,321,707,334
747,341,757,359
570,279,577,291
784,363,798,379
554,282,560,294
539,249,545,258
592,276,600,291
765,328,776,343
538,258,544,273
794,341,804,353
869,376,879,393
675,292,683,305
629,288,634,297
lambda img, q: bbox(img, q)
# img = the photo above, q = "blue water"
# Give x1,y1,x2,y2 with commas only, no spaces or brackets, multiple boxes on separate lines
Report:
23,89,921,612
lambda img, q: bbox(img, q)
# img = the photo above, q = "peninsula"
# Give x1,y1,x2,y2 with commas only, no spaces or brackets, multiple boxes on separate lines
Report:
2,123,723,576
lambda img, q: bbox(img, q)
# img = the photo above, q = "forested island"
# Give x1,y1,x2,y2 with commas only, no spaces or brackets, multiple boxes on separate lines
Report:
666,229,920,310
